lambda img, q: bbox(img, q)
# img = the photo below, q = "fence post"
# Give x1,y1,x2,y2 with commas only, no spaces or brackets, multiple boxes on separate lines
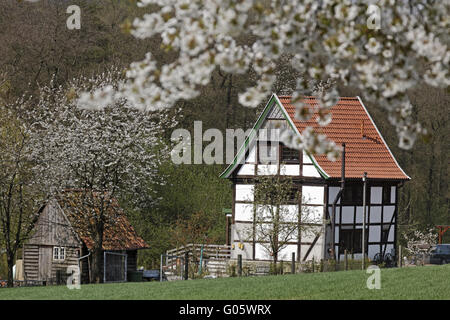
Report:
344,250,348,271
312,257,315,273
237,254,242,277
184,252,189,280
291,252,295,274
398,246,402,268
160,254,163,282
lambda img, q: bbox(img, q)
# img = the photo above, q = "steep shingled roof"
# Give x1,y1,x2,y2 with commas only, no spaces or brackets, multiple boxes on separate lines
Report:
277,95,409,180
56,190,148,250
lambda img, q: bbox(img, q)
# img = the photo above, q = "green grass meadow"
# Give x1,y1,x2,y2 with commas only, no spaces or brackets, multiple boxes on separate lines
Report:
1,264,449,300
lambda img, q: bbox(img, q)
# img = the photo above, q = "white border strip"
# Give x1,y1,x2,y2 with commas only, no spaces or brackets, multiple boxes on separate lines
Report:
356,96,411,180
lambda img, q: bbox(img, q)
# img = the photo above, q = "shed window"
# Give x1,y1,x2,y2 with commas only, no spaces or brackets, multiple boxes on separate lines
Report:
53,247,65,261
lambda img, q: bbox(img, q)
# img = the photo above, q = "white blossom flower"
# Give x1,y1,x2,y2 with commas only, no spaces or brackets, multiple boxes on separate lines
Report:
76,0,449,156
365,37,382,55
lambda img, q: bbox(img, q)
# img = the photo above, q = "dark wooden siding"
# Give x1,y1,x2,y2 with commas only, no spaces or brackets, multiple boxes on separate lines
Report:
126,250,137,271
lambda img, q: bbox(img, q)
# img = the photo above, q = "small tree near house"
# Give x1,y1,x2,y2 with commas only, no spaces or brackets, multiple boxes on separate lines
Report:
24,71,177,283
0,107,43,287
402,227,438,256
246,175,319,272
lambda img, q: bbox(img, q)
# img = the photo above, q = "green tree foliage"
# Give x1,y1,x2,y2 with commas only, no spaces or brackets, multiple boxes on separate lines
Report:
127,163,231,268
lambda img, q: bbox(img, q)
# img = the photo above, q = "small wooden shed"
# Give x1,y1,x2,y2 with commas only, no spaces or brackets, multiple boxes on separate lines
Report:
23,190,148,284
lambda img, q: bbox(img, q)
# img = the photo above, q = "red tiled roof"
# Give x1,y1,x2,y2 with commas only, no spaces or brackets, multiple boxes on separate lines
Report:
278,95,409,180
57,190,148,250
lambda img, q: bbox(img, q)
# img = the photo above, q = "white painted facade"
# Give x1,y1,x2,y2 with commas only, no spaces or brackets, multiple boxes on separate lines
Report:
225,97,401,263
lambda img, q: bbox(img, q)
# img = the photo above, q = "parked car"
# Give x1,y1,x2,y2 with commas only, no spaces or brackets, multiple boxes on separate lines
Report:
142,269,167,281
429,244,450,265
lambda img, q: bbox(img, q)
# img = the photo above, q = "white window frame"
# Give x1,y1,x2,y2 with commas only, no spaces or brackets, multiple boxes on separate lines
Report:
53,246,66,261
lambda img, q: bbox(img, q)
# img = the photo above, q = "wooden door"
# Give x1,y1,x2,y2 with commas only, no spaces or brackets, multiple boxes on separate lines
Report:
39,246,52,280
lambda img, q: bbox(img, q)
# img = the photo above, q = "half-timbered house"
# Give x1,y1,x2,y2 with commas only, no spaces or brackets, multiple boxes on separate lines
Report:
221,94,409,263
23,190,148,284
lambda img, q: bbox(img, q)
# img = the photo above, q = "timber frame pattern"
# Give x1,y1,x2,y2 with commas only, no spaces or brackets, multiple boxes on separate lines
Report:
221,93,409,263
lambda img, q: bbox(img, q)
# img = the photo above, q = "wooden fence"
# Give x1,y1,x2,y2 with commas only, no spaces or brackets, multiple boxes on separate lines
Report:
165,244,231,268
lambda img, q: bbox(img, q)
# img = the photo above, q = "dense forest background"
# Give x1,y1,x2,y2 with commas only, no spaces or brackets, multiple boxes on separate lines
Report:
0,0,448,272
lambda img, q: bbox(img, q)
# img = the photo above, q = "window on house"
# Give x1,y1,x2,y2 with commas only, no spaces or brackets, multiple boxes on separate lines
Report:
382,186,392,204
342,184,366,205
340,229,362,253
53,246,65,261
280,145,300,164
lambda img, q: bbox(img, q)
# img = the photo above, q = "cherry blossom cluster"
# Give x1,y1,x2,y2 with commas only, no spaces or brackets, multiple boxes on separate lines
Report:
22,70,178,206
78,0,449,155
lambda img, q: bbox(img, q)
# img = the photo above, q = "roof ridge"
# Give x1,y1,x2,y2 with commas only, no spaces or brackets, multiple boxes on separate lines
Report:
278,95,358,100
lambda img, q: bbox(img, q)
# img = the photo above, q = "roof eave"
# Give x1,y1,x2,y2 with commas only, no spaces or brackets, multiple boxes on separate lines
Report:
356,96,411,180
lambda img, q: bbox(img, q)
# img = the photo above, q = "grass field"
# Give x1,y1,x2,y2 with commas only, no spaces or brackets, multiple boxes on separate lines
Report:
1,264,449,300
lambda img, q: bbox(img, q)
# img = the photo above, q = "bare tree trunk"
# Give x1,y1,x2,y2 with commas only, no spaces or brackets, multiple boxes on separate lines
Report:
273,253,278,275
90,225,104,283
6,253,14,287
91,245,103,284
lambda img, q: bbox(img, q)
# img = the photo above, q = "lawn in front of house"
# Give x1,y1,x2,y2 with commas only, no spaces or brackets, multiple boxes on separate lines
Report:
0,264,448,300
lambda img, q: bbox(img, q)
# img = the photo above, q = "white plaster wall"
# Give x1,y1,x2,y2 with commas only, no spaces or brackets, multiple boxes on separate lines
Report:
388,226,395,242
237,164,255,175
383,206,395,223
235,184,254,201
341,206,354,224
300,237,323,261
369,225,381,242
246,145,256,163
302,165,321,177
280,164,300,176
258,144,278,164
301,226,322,242
384,244,394,255
254,243,270,260
302,205,323,223
302,151,312,164
370,206,382,223
302,186,324,204
368,245,379,259
254,223,272,241
233,222,252,243
254,205,277,222
231,240,253,260
390,186,396,203
329,207,340,223
355,206,369,224
257,164,278,175
335,227,340,243
235,203,254,221
371,187,382,204
279,245,298,261
282,229,299,242
328,187,341,204
280,205,299,223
